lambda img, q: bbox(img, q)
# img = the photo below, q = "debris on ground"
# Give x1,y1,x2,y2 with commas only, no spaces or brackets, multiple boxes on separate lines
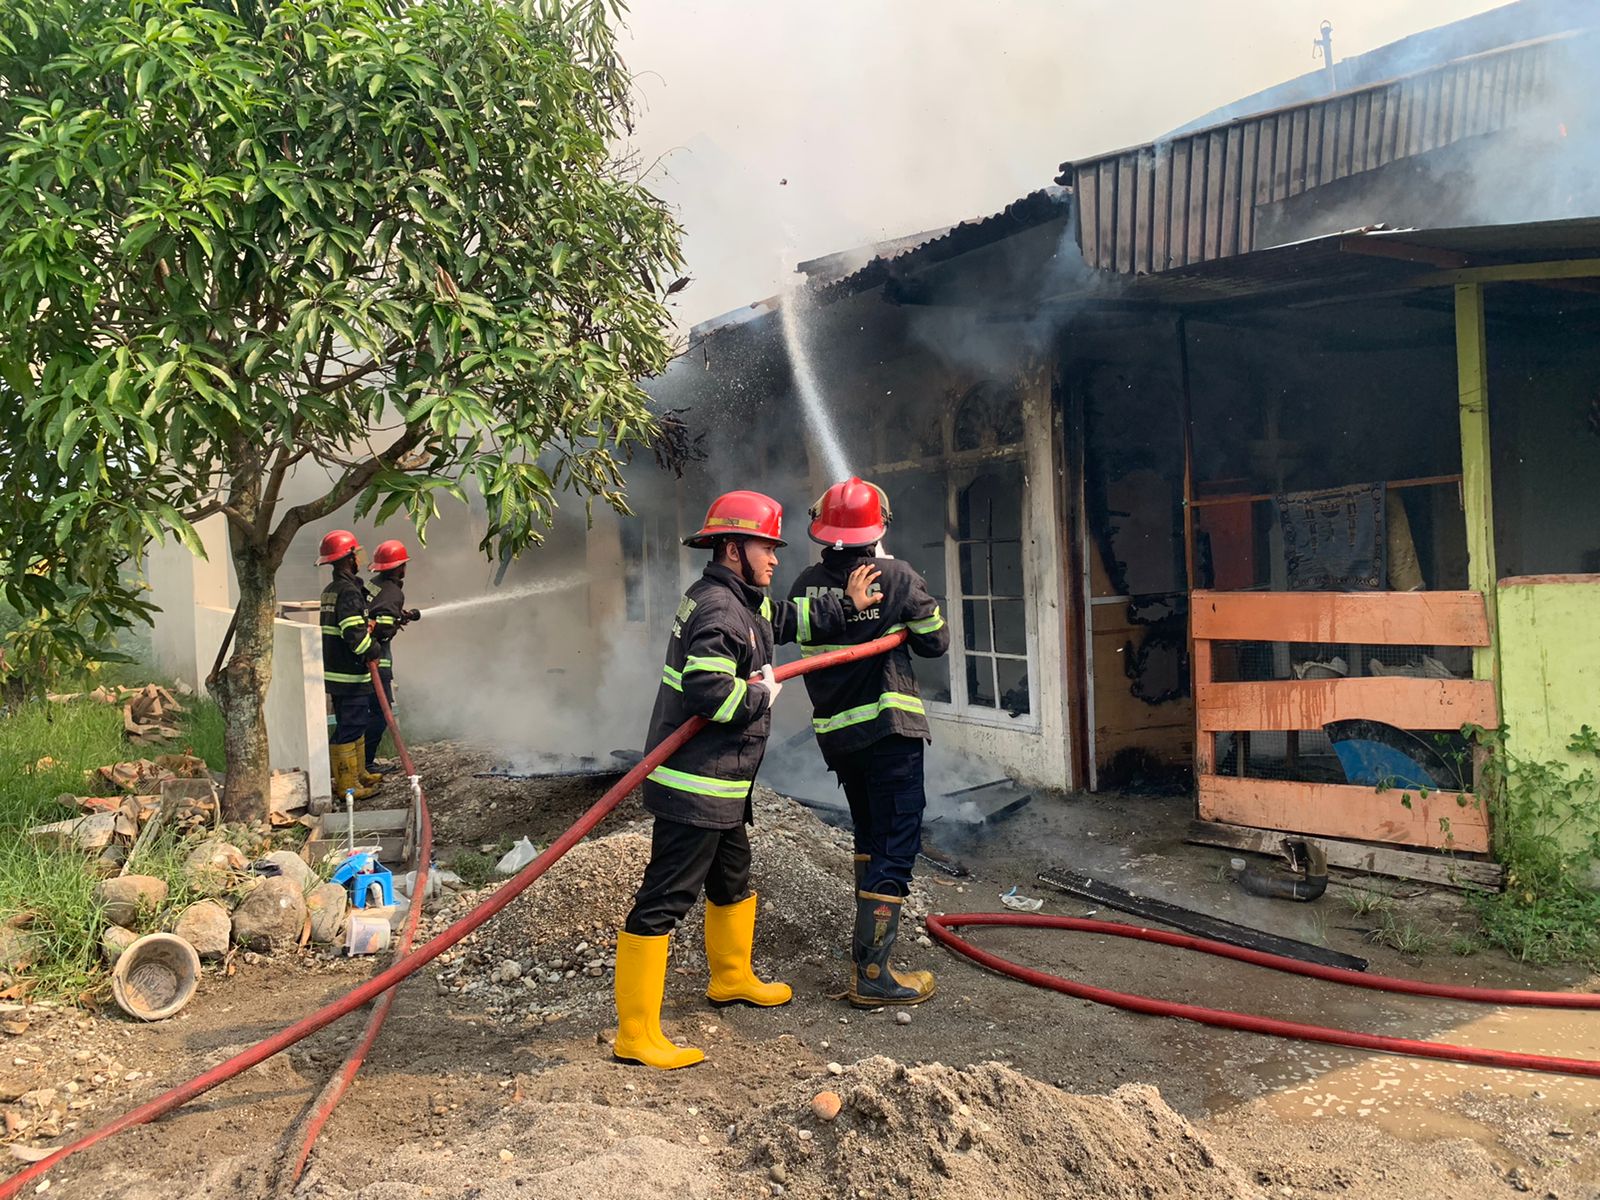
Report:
426,788,931,1028
121,685,186,745
739,1057,1263,1199
94,754,210,794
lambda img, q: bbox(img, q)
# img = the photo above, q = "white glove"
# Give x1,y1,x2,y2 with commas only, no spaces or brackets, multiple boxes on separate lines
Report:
753,663,783,705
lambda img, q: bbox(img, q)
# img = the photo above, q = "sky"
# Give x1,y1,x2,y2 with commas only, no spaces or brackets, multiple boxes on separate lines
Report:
617,0,1513,325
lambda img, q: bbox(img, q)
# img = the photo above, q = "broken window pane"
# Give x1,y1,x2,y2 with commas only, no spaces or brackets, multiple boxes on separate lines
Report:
992,600,1026,656
990,541,1024,598
958,543,987,594
954,383,1024,451
996,658,1030,716
966,656,996,707
882,469,947,599
962,600,991,652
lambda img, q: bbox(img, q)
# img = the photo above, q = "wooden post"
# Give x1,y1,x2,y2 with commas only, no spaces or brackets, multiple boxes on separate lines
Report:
1176,316,1197,592
1454,283,1498,684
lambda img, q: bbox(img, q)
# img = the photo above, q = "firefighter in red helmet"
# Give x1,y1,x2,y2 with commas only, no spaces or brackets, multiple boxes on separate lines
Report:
317,530,381,801
789,477,949,1007
363,539,423,778
613,490,884,1070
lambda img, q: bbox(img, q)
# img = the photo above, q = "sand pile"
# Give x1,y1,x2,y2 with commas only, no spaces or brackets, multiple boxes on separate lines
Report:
302,1057,1259,1200
740,1056,1264,1199
426,788,931,1025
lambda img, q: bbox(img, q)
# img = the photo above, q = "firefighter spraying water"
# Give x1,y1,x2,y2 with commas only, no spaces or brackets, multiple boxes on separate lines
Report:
613,489,885,1070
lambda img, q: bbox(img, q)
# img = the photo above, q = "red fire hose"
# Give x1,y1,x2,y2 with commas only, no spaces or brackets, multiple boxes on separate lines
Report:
279,664,434,1187
0,632,909,1199
927,913,1600,1079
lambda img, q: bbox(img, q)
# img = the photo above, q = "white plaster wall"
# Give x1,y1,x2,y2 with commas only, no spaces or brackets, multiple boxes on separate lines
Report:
143,517,233,690
195,604,331,801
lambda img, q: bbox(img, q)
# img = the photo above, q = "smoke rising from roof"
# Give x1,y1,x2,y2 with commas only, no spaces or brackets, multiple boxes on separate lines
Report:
620,0,1510,324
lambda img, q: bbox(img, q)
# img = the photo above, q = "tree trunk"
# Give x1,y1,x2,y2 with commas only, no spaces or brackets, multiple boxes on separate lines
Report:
213,540,278,824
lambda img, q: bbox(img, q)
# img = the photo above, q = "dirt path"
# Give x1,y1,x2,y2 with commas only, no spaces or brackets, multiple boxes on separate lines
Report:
8,745,1598,1198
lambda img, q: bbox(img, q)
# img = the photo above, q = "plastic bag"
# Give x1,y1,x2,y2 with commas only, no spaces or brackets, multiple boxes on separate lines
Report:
999,886,1044,912
495,836,537,875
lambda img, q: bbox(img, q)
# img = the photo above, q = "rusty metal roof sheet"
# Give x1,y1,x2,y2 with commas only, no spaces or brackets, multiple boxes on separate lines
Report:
1060,32,1589,276
1047,217,1600,309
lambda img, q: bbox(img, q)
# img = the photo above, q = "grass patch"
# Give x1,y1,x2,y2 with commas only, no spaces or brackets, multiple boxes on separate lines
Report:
1341,888,1396,918
1470,725,1600,967
1365,911,1438,957
0,689,228,999
448,850,498,890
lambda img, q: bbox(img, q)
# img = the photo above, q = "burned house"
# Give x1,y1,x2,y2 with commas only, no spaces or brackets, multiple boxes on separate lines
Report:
622,3,1600,878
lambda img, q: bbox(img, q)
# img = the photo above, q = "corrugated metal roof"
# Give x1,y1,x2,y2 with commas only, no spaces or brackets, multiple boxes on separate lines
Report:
1051,217,1600,308
1060,32,1588,276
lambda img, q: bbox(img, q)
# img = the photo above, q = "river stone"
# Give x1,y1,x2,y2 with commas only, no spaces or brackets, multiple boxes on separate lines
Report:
262,850,316,893
173,900,231,959
182,841,248,897
230,876,306,951
94,875,168,928
306,883,347,944
100,926,137,967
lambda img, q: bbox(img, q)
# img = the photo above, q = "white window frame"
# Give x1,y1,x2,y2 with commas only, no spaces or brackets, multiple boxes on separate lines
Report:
935,463,1039,730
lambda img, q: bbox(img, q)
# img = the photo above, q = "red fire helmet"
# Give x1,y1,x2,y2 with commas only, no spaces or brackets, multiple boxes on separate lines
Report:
808,477,891,548
316,529,361,565
683,490,786,549
371,539,409,572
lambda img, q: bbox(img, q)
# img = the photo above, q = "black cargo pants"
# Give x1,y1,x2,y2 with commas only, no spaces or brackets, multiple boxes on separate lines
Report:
624,817,753,937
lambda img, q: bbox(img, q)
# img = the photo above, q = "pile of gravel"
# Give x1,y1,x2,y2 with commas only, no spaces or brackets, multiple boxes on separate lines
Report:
425,788,933,1026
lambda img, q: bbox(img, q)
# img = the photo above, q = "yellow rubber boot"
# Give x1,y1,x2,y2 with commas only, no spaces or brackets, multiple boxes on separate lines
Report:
705,893,792,1007
613,932,704,1070
357,756,385,789
331,741,378,802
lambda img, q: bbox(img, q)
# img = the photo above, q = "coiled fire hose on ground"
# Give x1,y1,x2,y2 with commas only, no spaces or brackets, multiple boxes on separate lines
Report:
926,913,1600,1078
0,632,910,1199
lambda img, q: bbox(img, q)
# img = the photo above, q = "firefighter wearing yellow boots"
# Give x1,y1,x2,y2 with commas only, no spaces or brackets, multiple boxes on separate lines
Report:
789,478,950,1007
613,490,883,1070
318,530,382,801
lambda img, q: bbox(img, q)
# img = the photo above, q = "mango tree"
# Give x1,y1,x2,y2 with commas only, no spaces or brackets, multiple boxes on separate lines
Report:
0,0,682,819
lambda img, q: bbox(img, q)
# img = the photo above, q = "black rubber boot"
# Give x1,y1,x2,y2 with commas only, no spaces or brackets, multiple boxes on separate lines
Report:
849,890,935,1007
849,855,870,962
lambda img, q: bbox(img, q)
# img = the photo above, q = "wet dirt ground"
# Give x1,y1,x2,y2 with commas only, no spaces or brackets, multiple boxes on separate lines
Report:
10,741,1600,1198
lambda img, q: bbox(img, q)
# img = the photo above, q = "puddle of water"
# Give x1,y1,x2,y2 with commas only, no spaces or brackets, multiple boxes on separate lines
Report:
1255,1005,1600,1150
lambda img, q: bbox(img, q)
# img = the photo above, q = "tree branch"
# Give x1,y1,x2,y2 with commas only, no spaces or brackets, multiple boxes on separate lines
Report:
267,422,427,566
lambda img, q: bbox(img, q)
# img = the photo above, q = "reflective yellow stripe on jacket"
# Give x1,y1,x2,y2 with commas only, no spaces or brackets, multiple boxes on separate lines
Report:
812,691,926,734
908,607,945,635
646,766,753,799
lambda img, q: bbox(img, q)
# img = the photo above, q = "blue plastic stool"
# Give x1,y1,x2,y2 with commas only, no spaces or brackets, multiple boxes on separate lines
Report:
330,851,394,909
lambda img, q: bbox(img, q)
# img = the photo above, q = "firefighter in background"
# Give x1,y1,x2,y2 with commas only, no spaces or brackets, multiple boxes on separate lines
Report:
614,490,883,1070
318,530,381,801
788,478,950,1007
364,539,422,778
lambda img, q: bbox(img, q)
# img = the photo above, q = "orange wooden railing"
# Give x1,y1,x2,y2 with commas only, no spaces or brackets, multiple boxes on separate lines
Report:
1190,590,1497,853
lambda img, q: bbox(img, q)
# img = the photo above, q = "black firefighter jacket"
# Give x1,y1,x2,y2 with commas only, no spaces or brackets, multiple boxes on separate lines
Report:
320,573,376,696
787,548,950,760
642,564,850,830
366,575,407,683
